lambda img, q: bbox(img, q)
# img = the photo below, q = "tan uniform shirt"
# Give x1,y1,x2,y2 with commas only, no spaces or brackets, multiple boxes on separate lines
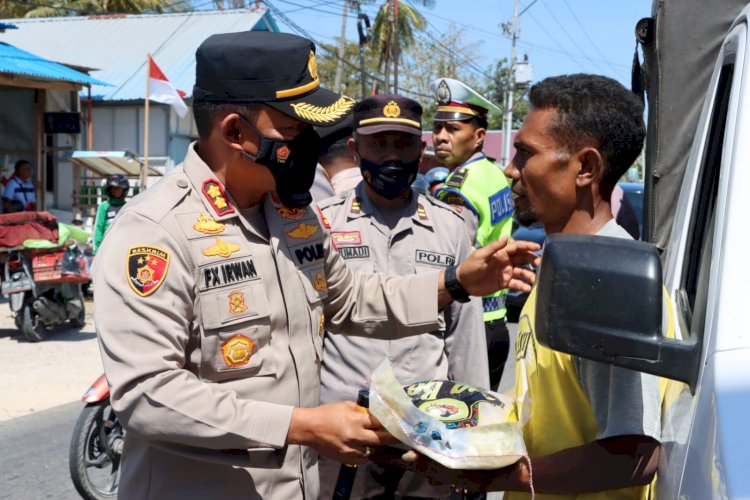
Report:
93,144,441,500
317,184,488,499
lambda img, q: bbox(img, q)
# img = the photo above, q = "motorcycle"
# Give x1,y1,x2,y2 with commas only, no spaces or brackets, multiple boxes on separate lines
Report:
1,245,88,342
69,374,124,500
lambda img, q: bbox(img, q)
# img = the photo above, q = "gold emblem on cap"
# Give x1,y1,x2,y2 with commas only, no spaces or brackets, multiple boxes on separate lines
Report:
203,238,240,258
221,334,254,367
291,95,355,124
308,50,319,80
193,213,225,234
383,100,401,118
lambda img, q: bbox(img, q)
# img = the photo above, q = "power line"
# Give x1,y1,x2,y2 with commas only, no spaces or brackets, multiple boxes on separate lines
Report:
538,0,609,76
561,0,624,78
524,9,587,72
263,0,432,100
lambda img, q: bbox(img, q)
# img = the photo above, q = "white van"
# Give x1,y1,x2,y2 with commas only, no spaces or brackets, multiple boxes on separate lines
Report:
534,6,750,498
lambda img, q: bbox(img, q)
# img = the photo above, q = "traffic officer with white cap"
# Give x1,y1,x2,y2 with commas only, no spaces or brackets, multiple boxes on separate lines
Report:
93,32,539,499
318,94,489,499
432,77,515,390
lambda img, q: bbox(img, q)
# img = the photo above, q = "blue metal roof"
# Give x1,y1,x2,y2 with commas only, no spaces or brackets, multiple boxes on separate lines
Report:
0,42,109,86
0,9,277,101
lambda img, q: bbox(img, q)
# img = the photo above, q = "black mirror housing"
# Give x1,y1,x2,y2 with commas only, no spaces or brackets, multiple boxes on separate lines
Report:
535,234,699,388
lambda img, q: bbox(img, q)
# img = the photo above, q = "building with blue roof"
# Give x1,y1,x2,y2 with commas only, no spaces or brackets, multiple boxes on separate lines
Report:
0,8,276,213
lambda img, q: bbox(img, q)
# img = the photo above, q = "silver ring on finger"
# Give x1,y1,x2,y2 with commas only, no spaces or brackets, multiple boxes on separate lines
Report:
363,445,372,458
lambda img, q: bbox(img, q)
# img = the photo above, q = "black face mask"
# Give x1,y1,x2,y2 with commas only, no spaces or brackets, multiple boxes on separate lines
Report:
359,156,420,200
239,115,321,208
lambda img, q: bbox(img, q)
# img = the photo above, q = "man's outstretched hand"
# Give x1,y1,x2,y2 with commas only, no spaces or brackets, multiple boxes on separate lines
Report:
441,237,540,305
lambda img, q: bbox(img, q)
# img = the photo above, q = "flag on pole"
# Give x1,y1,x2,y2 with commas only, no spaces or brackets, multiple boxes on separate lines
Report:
148,56,188,118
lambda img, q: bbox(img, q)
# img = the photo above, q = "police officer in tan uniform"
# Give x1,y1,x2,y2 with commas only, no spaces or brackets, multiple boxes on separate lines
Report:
93,31,539,499
317,94,488,499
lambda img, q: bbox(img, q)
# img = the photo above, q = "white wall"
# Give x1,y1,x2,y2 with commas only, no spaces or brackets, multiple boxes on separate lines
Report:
91,104,169,156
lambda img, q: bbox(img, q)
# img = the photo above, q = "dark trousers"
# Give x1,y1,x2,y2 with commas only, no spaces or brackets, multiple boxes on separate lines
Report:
485,318,510,391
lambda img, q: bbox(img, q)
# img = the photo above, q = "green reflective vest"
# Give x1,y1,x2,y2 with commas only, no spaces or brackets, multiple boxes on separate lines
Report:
436,154,514,321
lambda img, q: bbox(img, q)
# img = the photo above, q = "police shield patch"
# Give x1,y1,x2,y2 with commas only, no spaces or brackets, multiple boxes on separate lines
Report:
127,246,170,297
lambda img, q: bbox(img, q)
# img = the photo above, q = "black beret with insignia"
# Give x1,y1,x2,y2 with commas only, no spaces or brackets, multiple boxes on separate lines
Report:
193,31,353,127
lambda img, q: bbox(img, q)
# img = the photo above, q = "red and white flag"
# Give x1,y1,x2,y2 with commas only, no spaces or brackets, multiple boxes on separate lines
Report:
148,56,188,118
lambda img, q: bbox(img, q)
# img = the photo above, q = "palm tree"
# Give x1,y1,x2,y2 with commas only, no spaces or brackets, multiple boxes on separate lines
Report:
371,0,433,93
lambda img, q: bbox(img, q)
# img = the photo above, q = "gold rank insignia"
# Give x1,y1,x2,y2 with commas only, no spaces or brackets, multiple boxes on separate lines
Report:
127,246,170,297
314,271,328,293
287,222,319,240
202,179,235,217
316,205,331,229
417,203,428,221
277,207,306,220
351,198,361,214
445,167,468,189
221,334,254,368
383,100,401,118
203,237,240,258
319,313,325,336
193,213,225,235
228,290,249,316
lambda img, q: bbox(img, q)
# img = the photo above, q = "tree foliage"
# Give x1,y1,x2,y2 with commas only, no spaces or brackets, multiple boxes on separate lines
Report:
0,0,188,18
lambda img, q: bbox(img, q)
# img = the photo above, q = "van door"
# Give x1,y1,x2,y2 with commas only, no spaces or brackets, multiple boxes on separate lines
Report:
659,14,750,499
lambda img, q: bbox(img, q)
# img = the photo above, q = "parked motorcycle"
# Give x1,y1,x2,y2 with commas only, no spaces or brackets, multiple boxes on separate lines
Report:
69,374,124,500
2,246,87,342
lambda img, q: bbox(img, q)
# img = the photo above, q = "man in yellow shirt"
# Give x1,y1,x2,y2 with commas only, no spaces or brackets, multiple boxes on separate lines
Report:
390,74,661,499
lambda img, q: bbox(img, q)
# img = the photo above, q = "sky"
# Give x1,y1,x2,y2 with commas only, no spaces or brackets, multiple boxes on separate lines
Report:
264,0,654,88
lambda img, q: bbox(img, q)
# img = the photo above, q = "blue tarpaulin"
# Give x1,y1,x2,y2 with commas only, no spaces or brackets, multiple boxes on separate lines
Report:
0,42,109,86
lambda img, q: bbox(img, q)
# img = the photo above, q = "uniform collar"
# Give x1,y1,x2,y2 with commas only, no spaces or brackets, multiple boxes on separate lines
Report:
457,151,488,168
183,142,239,222
348,183,434,231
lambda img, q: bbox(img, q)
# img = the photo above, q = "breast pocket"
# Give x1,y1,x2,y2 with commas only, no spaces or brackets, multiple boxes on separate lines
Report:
198,282,275,382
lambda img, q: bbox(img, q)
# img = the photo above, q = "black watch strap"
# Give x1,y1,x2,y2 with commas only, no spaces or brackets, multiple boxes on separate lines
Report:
444,265,471,303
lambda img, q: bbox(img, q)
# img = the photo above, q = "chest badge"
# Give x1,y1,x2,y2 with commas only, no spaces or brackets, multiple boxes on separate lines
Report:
202,179,235,217
277,207,306,220
287,223,319,240
127,246,170,297
193,213,225,235
314,271,328,293
228,290,249,316
221,334,254,368
203,238,240,258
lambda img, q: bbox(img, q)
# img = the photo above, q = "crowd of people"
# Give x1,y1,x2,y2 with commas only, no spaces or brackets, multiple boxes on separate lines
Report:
88,29,663,500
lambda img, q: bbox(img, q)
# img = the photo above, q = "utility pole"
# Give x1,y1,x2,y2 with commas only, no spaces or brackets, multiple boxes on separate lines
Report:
334,0,349,92
501,0,519,167
392,0,399,93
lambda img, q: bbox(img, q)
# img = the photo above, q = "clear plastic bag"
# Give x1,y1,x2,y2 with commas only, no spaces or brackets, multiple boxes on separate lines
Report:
368,359,527,470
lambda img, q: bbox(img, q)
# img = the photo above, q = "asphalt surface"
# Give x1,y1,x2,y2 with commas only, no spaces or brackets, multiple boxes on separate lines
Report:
0,402,82,500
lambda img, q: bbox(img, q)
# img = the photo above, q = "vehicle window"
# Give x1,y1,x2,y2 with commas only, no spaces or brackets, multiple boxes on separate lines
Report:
677,63,733,329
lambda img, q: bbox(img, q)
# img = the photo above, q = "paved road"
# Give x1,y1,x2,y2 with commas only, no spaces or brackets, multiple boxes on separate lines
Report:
0,402,82,500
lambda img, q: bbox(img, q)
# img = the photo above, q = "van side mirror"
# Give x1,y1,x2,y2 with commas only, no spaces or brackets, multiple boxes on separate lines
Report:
534,234,699,390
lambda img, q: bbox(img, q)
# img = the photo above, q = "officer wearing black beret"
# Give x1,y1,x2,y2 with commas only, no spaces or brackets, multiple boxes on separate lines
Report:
93,31,539,499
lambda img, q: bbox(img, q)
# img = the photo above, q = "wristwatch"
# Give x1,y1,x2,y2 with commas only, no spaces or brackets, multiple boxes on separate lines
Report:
444,265,471,303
